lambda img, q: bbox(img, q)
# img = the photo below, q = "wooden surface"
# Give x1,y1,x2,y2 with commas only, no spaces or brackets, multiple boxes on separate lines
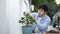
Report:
32,31,60,34
43,31,59,34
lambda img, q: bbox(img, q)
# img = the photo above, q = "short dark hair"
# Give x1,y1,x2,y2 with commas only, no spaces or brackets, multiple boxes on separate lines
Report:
38,4,48,11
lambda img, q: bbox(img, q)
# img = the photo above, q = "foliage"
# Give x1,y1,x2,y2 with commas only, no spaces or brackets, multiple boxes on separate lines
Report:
19,13,36,26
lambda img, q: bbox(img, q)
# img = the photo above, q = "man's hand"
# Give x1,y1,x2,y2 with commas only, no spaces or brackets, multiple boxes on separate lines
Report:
23,11,36,23
23,11,29,16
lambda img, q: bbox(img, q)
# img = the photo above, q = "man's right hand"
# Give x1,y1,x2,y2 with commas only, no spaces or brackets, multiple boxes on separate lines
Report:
23,11,36,23
23,11,29,16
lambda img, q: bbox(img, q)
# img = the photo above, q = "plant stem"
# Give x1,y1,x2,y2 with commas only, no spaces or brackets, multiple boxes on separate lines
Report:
26,23,29,26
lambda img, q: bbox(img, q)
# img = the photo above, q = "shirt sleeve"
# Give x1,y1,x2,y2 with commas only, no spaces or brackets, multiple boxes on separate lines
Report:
29,13,37,18
36,18,50,31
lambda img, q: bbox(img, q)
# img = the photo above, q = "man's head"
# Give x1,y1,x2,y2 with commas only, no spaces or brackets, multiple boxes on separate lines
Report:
38,4,48,17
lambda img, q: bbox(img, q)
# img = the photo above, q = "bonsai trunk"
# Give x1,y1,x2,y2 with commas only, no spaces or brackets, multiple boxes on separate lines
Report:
26,23,32,26
26,23,29,26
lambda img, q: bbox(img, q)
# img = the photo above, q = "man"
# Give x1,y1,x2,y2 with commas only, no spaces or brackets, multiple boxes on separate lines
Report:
24,4,50,34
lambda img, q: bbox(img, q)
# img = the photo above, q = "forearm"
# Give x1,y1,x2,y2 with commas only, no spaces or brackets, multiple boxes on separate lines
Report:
36,23,47,30
36,19,50,30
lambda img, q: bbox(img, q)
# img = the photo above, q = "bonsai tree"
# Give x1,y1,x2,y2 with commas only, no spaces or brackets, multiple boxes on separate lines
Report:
19,12,36,26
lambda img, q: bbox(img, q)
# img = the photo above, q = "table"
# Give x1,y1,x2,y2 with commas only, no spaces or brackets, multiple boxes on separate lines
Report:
32,31,60,34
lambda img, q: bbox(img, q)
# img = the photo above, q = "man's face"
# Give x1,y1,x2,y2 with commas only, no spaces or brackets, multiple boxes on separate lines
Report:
38,9,46,16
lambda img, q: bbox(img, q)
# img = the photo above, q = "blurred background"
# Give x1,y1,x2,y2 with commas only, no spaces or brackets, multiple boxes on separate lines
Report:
0,0,60,34
29,0,60,25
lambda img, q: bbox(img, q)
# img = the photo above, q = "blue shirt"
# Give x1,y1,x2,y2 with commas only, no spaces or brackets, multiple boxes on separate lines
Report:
30,13,50,32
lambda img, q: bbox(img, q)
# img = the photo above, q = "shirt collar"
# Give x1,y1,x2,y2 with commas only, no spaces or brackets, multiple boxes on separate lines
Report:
37,14,47,19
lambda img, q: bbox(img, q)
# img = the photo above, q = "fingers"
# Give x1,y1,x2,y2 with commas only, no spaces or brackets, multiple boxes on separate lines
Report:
23,11,29,15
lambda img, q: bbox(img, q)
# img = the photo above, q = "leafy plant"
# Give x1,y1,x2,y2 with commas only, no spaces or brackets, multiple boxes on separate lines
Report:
19,13,36,26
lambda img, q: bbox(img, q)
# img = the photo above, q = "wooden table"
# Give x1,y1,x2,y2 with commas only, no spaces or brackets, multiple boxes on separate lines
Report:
43,31,59,34
32,31,60,34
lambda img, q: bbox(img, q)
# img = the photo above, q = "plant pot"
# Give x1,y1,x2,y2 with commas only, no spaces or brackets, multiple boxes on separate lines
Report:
22,26,33,34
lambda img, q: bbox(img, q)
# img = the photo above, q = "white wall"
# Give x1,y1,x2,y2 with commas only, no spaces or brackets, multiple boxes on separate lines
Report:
19,0,30,17
0,0,29,34
6,0,20,34
0,0,20,34
0,0,8,34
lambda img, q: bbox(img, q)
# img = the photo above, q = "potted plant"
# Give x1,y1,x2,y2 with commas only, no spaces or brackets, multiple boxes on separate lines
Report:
19,13,36,34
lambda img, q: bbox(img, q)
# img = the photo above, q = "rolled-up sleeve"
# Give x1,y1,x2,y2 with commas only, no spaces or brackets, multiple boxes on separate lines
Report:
37,18,50,31
29,13,37,17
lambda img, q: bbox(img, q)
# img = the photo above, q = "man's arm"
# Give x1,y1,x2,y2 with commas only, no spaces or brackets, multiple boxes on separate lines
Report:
36,18,50,31
23,12,37,19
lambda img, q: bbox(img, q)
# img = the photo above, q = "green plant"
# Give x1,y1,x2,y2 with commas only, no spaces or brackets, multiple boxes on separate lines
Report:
19,13,36,26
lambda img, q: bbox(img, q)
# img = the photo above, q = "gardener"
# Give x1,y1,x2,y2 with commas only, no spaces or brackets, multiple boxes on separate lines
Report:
24,4,51,34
